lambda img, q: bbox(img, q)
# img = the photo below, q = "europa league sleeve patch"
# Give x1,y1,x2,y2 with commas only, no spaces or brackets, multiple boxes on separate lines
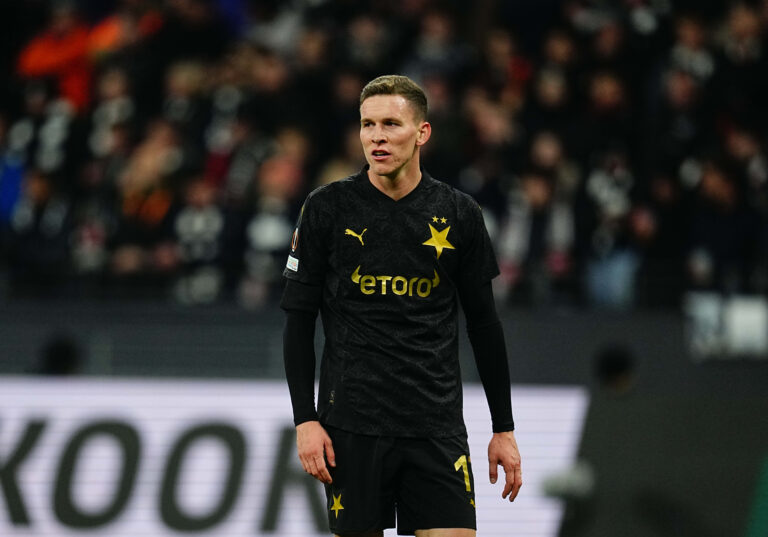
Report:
286,255,299,272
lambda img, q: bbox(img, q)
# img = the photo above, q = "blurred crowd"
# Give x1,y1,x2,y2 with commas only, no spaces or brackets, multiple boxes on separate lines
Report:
1,0,767,309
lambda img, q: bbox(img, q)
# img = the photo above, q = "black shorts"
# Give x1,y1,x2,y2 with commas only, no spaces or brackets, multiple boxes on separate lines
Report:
323,425,476,535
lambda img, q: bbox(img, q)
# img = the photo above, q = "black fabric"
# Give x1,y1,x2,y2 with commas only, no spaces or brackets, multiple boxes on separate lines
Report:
283,308,319,425
281,277,323,313
323,425,476,535
458,281,515,433
282,166,500,437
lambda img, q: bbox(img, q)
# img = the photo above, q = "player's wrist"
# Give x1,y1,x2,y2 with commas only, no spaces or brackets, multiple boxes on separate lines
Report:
491,420,515,434
294,414,319,428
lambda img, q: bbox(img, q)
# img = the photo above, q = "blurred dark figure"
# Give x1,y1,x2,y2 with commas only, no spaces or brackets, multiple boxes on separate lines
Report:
643,67,713,179
401,9,473,85
668,12,716,84
419,75,468,186
631,170,688,309
711,3,768,128
36,333,83,375
594,343,636,395
473,27,533,109
497,167,575,307
575,148,639,309
686,159,763,294
6,168,73,297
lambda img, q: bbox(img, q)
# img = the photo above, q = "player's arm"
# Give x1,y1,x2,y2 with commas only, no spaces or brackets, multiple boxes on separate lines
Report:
458,280,522,501
281,278,335,484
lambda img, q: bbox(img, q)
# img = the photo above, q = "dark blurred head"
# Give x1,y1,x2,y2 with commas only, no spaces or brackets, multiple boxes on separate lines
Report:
663,69,699,109
675,13,708,49
588,71,626,112
543,28,577,67
594,344,636,393
520,168,555,210
38,334,82,376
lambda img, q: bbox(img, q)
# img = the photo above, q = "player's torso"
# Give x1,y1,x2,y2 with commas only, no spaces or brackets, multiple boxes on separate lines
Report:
315,174,468,436
323,177,463,309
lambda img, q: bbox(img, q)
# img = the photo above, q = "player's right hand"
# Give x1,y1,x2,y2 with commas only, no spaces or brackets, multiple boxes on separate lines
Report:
296,421,336,484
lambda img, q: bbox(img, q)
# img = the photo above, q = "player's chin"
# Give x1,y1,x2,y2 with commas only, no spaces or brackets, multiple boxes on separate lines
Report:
368,162,394,176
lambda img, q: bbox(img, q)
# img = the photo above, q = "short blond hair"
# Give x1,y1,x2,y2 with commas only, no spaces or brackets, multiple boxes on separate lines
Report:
359,75,428,121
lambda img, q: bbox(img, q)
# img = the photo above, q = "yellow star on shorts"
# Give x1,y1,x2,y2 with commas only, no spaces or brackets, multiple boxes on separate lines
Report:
423,224,455,259
331,493,344,518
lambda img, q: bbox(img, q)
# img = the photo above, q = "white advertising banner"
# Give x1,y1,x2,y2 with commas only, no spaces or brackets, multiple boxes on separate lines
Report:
0,378,587,537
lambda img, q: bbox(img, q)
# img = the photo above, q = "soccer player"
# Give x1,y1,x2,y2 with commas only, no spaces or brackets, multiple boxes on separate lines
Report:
281,74,521,537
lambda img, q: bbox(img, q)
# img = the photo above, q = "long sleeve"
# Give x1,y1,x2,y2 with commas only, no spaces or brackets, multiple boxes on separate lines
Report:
281,278,323,426
458,281,515,432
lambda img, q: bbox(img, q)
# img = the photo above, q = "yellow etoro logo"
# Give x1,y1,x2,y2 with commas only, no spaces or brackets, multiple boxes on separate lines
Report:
351,266,440,297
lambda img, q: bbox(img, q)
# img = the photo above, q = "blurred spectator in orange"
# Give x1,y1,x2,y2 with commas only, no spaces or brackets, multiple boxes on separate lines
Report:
17,1,92,113
88,0,164,63
109,119,188,290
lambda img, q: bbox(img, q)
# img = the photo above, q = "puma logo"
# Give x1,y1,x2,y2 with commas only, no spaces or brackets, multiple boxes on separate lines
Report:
345,228,367,245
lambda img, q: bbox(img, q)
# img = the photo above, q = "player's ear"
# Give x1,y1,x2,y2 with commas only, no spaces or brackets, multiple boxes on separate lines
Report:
416,121,431,146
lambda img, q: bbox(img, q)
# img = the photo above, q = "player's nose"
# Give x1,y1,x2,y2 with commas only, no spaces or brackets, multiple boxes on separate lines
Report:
371,124,387,143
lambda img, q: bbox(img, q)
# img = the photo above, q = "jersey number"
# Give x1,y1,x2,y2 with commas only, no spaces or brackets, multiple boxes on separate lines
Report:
454,454,472,492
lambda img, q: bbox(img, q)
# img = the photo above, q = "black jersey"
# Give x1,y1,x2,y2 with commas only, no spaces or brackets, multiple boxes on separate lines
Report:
283,167,499,437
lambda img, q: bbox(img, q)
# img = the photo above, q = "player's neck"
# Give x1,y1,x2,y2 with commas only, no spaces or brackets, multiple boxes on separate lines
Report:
367,162,422,201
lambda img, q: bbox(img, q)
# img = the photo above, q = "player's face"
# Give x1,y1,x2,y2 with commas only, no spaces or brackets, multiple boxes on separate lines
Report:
359,95,430,180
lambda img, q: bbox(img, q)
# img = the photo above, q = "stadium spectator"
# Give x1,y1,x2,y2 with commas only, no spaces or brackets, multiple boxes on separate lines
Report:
497,167,575,307
16,1,92,113
686,159,764,294
6,167,73,296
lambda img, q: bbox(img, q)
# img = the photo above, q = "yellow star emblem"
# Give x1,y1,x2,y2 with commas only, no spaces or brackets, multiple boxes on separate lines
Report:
440,217,447,224
432,215,439,222
330,493,344,518
423,224,455,259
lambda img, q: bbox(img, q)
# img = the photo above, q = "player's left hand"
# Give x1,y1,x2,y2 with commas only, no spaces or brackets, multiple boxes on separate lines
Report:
488,430,522,502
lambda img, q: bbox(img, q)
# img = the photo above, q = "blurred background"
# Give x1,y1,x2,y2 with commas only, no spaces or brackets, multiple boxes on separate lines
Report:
1,0,768,536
